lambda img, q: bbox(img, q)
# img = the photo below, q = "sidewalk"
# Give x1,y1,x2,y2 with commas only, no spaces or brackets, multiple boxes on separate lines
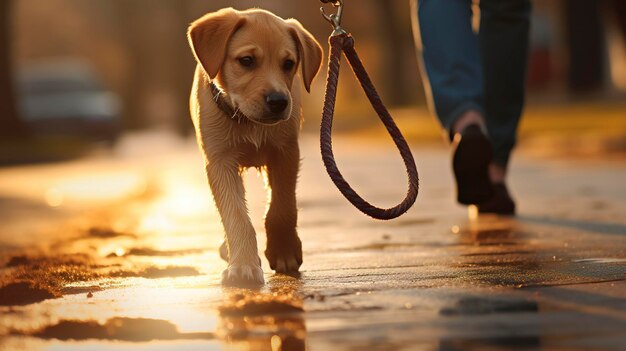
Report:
1,132,625,350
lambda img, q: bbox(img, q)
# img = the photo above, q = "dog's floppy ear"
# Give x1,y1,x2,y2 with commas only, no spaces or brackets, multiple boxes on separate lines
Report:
286,19,323,93
188,8,246,79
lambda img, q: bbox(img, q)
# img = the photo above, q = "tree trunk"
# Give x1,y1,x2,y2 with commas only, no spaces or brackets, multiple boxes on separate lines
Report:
113,0,195,134
373,1,413,106
0,0,27,139
566,0,605,92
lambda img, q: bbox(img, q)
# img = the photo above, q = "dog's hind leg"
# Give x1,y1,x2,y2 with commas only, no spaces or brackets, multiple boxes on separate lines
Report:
264,144,303,274
206,159,264,286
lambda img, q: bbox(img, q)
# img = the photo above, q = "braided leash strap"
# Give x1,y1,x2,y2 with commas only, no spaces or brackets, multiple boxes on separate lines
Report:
320,33,419,220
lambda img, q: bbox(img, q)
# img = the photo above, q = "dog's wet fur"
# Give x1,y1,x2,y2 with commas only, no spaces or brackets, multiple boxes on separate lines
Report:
188,8,322,285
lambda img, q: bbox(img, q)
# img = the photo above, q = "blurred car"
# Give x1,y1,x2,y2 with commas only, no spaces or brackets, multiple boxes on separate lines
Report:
17,59,122,145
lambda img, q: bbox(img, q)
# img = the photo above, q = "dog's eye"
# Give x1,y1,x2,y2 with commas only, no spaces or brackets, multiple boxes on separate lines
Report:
283,59,295,71
238,56,254,68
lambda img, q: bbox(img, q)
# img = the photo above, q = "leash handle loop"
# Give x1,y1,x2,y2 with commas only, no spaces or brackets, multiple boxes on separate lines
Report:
320,34,420,220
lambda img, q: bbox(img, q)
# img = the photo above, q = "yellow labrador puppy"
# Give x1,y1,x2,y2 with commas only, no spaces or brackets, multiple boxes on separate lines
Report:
187,8,322,285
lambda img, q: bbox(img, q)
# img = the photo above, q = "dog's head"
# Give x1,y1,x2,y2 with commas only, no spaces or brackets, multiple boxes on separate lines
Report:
188,8,323,125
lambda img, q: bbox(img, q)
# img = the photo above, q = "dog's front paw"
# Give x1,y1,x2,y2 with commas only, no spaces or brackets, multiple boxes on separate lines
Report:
222,262,264,287
265,235,302,274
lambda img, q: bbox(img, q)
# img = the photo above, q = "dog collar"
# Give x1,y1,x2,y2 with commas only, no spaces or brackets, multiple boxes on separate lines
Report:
209,82,249,123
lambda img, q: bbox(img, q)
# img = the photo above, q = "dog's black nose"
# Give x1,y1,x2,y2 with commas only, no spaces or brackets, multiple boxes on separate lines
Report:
265,92,289,114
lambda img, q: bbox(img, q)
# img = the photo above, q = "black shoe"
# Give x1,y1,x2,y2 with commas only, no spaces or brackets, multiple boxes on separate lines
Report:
478,183,516,215
452,124,494,205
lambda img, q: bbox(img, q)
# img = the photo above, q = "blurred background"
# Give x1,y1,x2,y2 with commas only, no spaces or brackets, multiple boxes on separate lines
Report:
1,0,626,164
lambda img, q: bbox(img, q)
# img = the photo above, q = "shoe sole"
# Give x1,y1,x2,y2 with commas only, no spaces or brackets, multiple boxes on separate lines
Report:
453,127,494,205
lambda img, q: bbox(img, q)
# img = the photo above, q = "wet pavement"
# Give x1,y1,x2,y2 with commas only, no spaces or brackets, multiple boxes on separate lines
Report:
0,132,625,350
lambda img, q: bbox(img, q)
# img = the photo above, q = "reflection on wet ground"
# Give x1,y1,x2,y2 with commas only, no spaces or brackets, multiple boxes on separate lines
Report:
1,135,625,350
439,297,539,316
218,279,306,350
11,317,215,342
520,214,626,237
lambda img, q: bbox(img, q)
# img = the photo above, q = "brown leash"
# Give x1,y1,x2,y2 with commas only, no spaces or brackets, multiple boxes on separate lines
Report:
320,0,419,220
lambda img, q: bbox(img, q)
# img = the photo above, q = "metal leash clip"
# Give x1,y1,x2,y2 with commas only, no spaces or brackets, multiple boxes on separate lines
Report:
320,0,347,36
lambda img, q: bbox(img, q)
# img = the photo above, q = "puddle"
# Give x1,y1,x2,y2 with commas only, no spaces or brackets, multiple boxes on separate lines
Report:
216,288,307,350
10,317,214,341
440,297,538,316
219,314,306,350
440,336,540,350
218,291,303,317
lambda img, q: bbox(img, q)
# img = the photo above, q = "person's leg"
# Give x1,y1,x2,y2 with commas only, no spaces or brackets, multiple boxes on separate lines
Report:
479,0,531,172
477,0,531,214
413,0,494,205
413,0,484,133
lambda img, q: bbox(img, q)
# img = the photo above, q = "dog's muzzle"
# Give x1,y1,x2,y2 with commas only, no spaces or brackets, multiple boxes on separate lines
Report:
260,92,290,124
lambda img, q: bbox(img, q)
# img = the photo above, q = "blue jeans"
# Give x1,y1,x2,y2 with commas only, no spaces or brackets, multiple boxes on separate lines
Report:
413,0,531,167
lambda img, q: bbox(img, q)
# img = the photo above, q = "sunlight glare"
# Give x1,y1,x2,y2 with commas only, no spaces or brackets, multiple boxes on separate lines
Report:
44,188,64,207
468,205,479,220
271,335,282,351
139,212,176,233
55,173,144,202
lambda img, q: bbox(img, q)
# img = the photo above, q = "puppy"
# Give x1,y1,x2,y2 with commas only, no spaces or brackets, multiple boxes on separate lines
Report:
187,8,323,285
